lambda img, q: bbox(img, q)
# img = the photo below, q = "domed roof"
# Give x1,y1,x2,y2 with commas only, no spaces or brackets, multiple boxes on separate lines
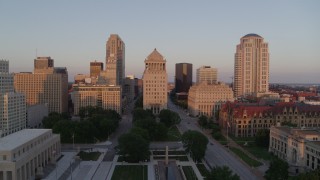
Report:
243,33,262,38
146,48,165,61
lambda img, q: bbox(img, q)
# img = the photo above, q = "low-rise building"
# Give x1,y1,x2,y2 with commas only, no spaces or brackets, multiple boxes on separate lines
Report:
269,126,320,174
27,104,48,128
188,82,234,117
0,129,61,180
73,84,122,115
219,102,320,137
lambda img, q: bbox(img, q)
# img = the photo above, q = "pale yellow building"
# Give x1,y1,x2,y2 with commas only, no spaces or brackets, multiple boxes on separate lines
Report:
14,57,68,113
234,34,269,97
269,126,320,174
143,49,168,114
73,84,122,115
105,34,125,86
196,66,217,84
188,82,234,117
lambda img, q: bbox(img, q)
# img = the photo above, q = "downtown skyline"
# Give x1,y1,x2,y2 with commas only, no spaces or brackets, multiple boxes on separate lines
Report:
1,0,319,83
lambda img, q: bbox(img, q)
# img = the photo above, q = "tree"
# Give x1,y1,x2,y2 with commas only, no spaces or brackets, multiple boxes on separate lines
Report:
159,109,181,128
255,129,270,147
265,158,289,180
74,120,98,143
153,123,168,141
134,96,143,109
181,130,208,162
116,133,150,162
130,127,150,141
208,166,240,180
42,112,65,128
198,115,208,128
132,108,154,122
53,120,75,143
292,169,320,180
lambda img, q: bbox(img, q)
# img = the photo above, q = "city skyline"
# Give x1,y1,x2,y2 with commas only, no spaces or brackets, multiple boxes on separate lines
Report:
1,1,319,83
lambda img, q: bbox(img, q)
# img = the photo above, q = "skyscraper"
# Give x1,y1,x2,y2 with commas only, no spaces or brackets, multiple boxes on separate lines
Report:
105,34,125,85
234,33,269,97
175,63,192,93
90,60,103,77
196,66,217,85
0,60,26,137
14,57,68,113
143,49,167,114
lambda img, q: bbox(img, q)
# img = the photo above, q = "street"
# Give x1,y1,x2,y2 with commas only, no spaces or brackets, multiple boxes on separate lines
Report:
168,99,262,180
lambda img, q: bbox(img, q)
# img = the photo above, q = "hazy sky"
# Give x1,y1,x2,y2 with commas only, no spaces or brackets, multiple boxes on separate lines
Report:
1,0,319,83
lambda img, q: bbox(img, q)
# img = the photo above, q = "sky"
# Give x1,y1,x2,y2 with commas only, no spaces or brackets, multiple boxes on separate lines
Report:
1,0,319,83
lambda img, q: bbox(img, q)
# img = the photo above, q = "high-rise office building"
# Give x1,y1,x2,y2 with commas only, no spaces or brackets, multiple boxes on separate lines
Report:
175,63,192,93
105,34,125,85
14,57,68,113
0,60,26,137
143,49,167,114
196,66,217,84
234,33,269,97
90,61,103,78
34,56,54,70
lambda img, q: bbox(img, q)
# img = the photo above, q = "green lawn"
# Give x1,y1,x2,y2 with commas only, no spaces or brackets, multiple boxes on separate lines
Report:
111,165,147,180
230,135,272,160
166,126,182,141
182,166,198,180
196,163,210,178
77,151,101,161
229,147,262,167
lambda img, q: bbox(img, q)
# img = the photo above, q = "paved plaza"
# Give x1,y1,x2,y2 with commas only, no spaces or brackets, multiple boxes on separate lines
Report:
43,147,204,180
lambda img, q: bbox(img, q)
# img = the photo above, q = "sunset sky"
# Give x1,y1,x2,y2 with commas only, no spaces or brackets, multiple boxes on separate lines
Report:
1,0,319,83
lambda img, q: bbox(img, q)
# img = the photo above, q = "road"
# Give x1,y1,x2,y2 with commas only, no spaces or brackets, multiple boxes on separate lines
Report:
168,99,262,180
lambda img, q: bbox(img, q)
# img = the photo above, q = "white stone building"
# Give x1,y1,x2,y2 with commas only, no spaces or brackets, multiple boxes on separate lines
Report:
269,126,320,174
188,82,234,117
0,129,61,180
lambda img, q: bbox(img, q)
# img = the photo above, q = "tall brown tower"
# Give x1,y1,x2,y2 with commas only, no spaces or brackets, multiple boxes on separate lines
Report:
105,34,125,85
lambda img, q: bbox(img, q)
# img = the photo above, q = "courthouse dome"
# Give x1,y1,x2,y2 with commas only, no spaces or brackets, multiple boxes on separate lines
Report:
243,33,262,38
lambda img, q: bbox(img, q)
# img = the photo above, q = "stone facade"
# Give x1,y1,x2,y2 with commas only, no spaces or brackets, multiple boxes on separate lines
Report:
269,126,320,174
219,102,320,137
143,49,168,114
188,82,234,117
73,84,122,115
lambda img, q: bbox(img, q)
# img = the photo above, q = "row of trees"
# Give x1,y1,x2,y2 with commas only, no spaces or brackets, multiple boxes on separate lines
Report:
43,106,121,143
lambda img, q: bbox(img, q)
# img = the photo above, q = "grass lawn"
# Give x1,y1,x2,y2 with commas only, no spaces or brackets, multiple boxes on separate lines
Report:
182,166,198,180
117,156,150,162
111,165,147,180
166,125,182,141
77,151,101,161
196,163,209,178
229,147,263,167
229,135,272,160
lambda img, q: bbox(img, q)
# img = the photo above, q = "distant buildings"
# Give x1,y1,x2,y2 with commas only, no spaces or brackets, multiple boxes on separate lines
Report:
175,63,192,93
0,129,61,180
0,60,26,137
269,126,320,174
143,49,168,114
196,66,217,85
123,75,135,103
234,34,269,97
90,61,103,78
105,34,125,86
188,82,234,117
219,102,320,137
14,57,68,113
73,84,122,115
